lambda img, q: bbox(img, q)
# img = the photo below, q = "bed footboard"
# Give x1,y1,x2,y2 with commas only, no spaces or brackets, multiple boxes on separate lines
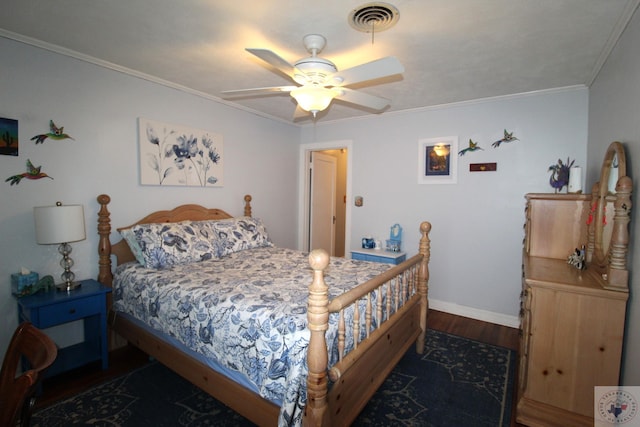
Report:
305,222,431,426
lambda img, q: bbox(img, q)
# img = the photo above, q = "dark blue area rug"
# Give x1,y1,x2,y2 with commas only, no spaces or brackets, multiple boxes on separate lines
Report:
32,329,515,426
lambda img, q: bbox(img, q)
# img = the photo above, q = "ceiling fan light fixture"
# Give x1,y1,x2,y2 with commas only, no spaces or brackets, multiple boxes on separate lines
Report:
225,33,404,120
290,86,337,114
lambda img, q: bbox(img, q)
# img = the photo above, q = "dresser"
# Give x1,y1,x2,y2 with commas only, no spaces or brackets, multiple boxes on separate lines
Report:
517,142,632,426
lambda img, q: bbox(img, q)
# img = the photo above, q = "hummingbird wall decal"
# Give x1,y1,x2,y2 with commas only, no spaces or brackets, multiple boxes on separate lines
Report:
31,120,74,144
5,159,53,185
458,139,484,156
491,129,519,148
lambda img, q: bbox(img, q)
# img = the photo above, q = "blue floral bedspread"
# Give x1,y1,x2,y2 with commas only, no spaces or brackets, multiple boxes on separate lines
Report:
112,246,391,426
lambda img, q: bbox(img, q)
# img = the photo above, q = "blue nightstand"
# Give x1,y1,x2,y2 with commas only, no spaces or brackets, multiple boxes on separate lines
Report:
351,248,406,265
17,279,111,377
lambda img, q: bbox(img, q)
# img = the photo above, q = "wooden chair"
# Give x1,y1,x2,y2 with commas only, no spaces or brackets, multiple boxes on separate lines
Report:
0,322,57,426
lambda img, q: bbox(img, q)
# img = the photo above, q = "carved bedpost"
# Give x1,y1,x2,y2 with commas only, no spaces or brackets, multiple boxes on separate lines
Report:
416,221,431,354
304,249,330,427
97,194,113,287
244,194,252,217
606,176,632,291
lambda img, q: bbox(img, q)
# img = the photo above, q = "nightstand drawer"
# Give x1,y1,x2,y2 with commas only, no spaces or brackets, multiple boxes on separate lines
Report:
351,252,371,261
37,296,102,328
351,249,406,265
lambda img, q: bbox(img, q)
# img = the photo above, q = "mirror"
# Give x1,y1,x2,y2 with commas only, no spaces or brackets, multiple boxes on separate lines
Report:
592,141,626,268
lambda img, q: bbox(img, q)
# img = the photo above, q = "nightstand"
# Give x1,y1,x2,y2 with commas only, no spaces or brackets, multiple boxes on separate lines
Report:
351,248,406,265
17,279,111,377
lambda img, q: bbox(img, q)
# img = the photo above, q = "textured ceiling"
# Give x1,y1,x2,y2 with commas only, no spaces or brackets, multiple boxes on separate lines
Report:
2,0,639,123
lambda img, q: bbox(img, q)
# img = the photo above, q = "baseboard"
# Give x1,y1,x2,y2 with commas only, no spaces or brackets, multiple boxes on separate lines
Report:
429,299,520,328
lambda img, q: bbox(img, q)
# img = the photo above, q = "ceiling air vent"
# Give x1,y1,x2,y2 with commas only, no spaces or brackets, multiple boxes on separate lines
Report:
348,2,400,33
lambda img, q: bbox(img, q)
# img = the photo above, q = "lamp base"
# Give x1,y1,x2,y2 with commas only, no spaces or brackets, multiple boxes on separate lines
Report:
56,281,82,292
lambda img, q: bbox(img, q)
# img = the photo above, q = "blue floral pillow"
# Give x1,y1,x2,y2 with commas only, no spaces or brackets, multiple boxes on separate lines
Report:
209,217,273,257
119,227,146,265
132,220,218,269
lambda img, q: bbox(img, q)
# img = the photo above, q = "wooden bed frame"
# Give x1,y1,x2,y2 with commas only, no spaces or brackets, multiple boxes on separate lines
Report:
96,194,431,426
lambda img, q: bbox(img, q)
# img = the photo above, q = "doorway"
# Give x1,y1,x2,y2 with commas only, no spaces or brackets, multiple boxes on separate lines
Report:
298,140,352,257
309,151,337,256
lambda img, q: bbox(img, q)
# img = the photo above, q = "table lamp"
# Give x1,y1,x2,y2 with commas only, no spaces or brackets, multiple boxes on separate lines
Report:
34,202,86,291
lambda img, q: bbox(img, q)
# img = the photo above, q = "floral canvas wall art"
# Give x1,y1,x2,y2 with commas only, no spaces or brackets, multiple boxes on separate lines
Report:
139,118,223,187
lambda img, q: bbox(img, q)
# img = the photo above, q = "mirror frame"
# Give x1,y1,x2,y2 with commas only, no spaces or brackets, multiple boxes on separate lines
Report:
592,141,626,268
585,141,633,292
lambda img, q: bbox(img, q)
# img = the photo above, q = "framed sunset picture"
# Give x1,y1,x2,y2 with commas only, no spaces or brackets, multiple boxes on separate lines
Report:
418,136,458,184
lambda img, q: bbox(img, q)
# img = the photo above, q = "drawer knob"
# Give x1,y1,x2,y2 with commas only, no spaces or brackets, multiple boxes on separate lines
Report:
69,308,76,314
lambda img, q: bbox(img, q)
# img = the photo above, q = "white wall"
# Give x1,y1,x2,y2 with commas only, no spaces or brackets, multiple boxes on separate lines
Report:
0,37,299,354
301,88,589,325
588,7,640,385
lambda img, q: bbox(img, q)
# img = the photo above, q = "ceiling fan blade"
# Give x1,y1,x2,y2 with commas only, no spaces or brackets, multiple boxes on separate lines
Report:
331,56,404,87
333,87,391,111
221,86,297,97
246,48,296,77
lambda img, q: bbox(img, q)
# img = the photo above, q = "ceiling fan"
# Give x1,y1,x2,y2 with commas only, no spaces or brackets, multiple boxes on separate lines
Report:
222,34,404,119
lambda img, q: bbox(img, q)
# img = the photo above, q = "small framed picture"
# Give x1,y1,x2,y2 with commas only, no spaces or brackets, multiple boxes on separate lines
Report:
0,117,19,156
418,136,458,184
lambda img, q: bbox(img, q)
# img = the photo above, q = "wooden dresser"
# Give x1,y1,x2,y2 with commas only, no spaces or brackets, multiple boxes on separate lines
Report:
517,142,632,426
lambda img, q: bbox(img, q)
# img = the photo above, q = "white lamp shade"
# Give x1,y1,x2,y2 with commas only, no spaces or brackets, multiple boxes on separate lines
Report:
34,204,86,244
290,86,337,113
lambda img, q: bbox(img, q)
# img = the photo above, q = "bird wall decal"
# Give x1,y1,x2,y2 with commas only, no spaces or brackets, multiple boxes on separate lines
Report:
5,159,53,185
491,129,519,148
458,139,484,156
31,120,74,144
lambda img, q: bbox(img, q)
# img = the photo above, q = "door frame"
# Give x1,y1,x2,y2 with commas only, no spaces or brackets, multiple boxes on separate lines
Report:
298,139,353,256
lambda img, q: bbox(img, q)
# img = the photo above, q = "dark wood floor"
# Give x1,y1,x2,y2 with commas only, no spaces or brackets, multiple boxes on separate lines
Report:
427,309,518,350
35,309,521,425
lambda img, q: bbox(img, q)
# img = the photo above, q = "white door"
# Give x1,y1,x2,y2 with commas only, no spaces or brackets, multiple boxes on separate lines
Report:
309,152,337,255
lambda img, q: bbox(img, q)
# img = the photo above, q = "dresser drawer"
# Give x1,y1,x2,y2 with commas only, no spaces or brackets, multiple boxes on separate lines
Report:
37,296,102,328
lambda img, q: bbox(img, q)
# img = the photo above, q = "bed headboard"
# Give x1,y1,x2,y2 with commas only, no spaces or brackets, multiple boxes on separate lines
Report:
96,194,253,287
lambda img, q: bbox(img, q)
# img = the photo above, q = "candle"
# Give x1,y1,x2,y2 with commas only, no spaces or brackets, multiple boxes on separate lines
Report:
568,166,582,193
